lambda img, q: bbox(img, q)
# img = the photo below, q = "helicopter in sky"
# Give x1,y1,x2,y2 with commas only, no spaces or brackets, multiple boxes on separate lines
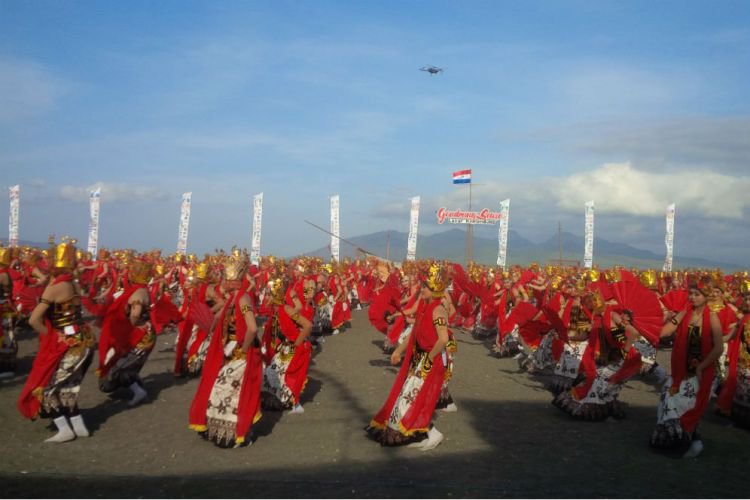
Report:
419,65,443,75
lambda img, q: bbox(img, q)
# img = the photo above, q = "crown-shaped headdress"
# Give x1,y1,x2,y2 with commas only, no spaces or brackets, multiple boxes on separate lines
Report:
639,270,658,290
0,246,11,266
52,237,77,270
426,262,448,296
130,258,153,285
224,247,247,281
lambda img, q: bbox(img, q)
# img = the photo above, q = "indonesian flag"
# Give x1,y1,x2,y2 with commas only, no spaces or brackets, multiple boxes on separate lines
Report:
452,169,471,184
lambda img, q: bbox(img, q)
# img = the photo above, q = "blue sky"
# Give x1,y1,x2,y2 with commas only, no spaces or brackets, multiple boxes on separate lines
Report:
1,0,749,264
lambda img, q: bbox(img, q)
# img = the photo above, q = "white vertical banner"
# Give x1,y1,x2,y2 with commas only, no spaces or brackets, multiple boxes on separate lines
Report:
330,195,340,262
663,203,676,272
87,187,101,257
176,192,192,255
497,198,510,269
406,196,420,261
8,185,20,247
251,192,263,266
584,200,595,269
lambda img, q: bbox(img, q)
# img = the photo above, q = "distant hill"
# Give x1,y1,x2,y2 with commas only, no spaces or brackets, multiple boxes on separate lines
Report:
302,229,742,271
0,238,49,248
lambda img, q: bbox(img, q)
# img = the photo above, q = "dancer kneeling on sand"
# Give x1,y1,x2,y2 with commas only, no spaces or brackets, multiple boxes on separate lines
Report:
366,262,454,450
18,239,95,443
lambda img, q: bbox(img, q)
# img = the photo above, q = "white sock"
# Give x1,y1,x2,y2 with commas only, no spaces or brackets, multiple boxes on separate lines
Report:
70,414,90,438
45,416,76,443
420,427,444,451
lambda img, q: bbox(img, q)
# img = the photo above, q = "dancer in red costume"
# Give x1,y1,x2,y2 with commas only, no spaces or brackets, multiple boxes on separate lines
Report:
17,239,95,443
0,246,18,376
183,261,225,376
188,250,262,448
328,264,348,335
262,275,314,413
366,263,454,450
553,277,663,420
383,269,420,353
97,258,155,406
650,282,724,458
716,288,750,427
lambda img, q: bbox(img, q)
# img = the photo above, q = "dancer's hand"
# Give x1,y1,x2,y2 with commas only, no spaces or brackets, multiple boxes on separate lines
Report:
390,350,402,366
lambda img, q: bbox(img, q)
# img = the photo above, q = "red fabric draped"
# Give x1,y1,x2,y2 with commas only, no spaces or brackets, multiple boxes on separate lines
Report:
368,282,401,335
235,344,263,441
184,284,212,367
188,295,235,429
150,284,182,334
717,314,750,414
371,327,417,427
17,274,75,419
671,306,714,434
276,282,313,402
371,299,445,433
571,314,604,400
17,319,68,419
97,284,147,378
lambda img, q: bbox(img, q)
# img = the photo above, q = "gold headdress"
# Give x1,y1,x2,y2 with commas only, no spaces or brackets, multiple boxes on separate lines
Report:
0,246,11,266
426,263,448,296
224,247,247,281
591,289,605,315
604,269,622,283
130,258,153,285
741,280,750,295
639,270,658,290
550,275,563,291
270,278,285,305
195,261,209,280
53,237,77,270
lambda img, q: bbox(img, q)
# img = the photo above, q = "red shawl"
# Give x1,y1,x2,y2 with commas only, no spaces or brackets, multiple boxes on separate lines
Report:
17,274,75,419
671,306,714,433
717,313,750,415
189,291,246,429
370,299,446,434
97,284,147,378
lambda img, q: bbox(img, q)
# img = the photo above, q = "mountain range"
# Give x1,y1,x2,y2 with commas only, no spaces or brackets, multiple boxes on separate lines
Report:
1,233,742,271
303,228,743,271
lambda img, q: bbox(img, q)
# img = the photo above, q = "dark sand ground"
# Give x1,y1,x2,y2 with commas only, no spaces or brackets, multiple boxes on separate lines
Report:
2,309,748,498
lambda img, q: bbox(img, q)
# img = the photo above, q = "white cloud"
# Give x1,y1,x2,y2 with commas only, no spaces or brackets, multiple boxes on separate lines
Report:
59,182,168,203
412,162,750,222
552,162,750,219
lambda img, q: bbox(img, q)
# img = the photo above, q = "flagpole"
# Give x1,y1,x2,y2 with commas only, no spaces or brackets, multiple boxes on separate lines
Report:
466,182,473,264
